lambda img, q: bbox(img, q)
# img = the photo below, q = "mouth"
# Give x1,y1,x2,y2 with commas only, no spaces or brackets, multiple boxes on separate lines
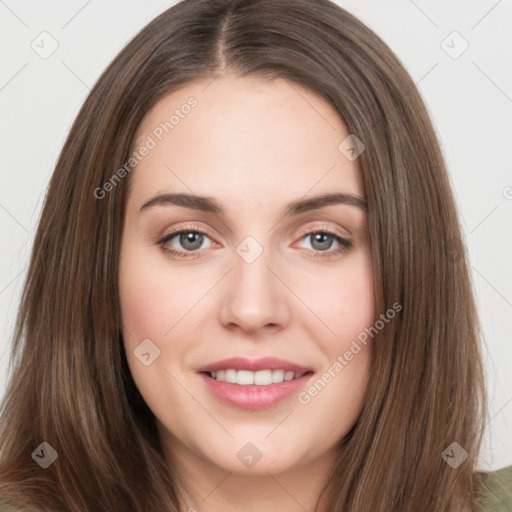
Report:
196,357,315,410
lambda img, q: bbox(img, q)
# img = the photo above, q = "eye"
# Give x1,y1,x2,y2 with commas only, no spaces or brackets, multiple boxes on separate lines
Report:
156,225,353,259
295,228,353,259
157,228,215,258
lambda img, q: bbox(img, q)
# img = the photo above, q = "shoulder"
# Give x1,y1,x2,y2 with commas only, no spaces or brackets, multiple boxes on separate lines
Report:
0,505,22,512
0,501,23,512
477,464,512,512
0,503,28,512
0,496,27,512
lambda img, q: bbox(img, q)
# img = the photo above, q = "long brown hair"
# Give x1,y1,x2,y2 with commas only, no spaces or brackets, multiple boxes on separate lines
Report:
0,0,488,510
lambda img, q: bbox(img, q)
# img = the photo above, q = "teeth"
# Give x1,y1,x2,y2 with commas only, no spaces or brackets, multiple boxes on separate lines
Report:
209,369,305,385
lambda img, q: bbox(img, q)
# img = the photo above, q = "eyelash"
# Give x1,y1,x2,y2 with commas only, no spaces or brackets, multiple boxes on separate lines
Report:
156,225,353,260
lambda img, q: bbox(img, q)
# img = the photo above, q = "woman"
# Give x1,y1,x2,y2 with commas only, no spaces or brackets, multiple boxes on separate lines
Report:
0,0,510,510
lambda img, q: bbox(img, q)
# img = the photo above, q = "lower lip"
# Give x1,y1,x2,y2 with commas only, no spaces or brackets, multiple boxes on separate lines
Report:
198,372,314,410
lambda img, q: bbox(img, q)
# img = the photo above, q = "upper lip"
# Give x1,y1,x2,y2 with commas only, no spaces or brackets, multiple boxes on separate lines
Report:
197,357,313,373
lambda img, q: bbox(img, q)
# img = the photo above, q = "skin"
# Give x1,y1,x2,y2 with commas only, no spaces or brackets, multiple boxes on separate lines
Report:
119,75,375,512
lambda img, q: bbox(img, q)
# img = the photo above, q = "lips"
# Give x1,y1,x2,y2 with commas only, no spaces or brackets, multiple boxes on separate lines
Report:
196,356,313,374
196,357,315,409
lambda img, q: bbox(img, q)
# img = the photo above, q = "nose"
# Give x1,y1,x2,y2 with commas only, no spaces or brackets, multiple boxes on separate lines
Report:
218,243,290,334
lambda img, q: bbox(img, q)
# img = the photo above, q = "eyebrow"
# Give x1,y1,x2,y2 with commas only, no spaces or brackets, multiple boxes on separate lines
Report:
139,191,367,216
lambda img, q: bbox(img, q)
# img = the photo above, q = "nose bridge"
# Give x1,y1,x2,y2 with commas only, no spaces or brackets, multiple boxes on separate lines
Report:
233,233,277,304
218,233,288,331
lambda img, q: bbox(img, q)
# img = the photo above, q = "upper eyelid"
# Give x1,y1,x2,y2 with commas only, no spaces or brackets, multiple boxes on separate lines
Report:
295,223,349,238
161,223,215,241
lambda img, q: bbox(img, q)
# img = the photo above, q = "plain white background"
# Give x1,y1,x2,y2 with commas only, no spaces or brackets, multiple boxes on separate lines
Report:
0,0,511,472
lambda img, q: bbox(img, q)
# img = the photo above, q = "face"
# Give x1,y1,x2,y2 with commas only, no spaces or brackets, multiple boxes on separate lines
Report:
119,75,375,480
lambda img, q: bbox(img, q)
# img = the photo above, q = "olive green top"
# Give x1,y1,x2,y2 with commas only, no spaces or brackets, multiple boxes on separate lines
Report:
477,464,512,511
1,465,511,511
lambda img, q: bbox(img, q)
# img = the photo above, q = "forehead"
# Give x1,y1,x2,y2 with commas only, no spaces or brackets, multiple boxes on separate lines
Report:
128,75,363,208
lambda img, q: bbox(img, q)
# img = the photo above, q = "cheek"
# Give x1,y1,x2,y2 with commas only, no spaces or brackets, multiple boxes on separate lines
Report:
299,253,375,347
335,270,375,339
295,259,374,428
118,245,188,408
118,242,200,344
118,240,179,357
119,270,171,345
